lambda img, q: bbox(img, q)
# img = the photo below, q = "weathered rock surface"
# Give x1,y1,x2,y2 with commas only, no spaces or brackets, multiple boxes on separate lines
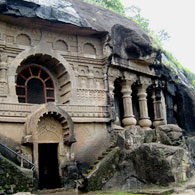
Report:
102,126,193,191
153,63,195,135
103,143,191,191
156,124,184,146
185,136,195,172
0,0,149,34
83,147,121,192
176,84,195,134
129,143,189,185
111,24,153,59
118,126,156,150
0,0,87,27
0,0,153,60
0,154,34,194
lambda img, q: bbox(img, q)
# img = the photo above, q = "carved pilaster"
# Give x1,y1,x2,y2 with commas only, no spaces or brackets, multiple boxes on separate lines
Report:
137,76,152,129
108,67,121,102
0,54,8,97
108,68,121,127
152,81,166,127
88,66,94,88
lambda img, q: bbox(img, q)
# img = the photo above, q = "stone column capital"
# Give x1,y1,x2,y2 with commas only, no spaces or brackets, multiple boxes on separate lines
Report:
121,80,134,89
0,62,8,70
123,71,137,82
108,67,121,79
138,76,152,90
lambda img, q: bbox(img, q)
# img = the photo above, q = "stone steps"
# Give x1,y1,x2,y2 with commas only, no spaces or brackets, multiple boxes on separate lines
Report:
78,143,117,189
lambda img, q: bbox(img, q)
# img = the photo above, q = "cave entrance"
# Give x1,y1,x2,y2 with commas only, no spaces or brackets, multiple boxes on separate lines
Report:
114,79,124,126
38,143,61,189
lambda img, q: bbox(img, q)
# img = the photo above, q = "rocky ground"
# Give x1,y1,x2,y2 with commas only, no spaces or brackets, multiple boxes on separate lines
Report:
13,176,195,195
172,174,195,195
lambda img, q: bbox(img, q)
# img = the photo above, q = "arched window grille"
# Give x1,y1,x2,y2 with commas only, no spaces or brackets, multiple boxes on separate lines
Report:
16,65,55,104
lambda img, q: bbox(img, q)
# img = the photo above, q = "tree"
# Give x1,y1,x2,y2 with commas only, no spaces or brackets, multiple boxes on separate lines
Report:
125,5,150,33
157,30,170,42
83,0,125,14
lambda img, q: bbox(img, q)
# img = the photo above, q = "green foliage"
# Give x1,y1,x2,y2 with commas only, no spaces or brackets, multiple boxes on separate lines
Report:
82,0,125,14
125,5,150,33
0,186,6,195
157,30,171,42
92,192,147,195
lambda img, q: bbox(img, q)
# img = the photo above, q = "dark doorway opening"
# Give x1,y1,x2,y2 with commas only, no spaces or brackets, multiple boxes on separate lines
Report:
38,144,61,189
132,84,139,123
114,79,124,126
147,88,154,127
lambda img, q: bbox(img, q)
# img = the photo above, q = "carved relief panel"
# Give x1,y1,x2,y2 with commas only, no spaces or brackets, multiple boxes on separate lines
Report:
71,61,106,105
37,116,63,143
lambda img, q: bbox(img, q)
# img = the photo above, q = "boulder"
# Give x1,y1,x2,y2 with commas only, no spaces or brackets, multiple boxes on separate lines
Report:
156,124,184,146
118,126,156,150
111,24,153,59
129,143,189,186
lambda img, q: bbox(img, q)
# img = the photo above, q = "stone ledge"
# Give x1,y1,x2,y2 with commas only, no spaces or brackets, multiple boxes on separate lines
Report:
0,117,26,123
73,117,110,123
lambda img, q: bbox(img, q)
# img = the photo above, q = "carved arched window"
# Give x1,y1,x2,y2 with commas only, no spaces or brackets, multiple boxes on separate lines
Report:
16,65,55,104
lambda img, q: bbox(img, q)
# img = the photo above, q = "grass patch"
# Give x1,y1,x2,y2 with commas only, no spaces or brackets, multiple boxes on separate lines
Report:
87,192,148,195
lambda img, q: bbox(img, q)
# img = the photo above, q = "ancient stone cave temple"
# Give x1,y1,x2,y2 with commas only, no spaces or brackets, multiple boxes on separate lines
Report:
0,0,195,192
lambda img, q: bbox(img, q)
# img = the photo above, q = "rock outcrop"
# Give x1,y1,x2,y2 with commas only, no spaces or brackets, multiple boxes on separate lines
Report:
111,24,153,59
0,154,34,194
82,125,194,191
0,0,153,61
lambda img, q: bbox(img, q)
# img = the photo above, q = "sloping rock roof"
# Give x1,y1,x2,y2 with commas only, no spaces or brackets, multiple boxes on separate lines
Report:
0,0,150,41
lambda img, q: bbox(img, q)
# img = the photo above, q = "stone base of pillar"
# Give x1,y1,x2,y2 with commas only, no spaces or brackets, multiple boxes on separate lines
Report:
153,120,166,128
122,117,137,129
139,118,152,130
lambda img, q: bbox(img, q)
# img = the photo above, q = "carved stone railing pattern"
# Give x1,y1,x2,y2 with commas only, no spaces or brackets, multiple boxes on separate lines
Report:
0,103,35,118
58,104,109,118
0,103,110,122
75,88,107,105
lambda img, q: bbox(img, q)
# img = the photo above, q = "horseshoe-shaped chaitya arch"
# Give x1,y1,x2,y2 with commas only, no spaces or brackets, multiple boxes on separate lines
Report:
23,102,76,146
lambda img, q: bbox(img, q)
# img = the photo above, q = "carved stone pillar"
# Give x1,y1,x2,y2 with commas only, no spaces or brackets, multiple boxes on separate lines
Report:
137,76,152,129
152,82,166,127
121,80,137,128
108,76,118,124
0,54,8,96
108,68,123,130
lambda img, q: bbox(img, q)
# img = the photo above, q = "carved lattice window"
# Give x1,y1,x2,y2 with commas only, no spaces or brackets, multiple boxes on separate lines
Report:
16,65,55,104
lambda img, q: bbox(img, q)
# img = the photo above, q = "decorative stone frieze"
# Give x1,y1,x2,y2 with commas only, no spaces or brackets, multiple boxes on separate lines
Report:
137,76,152,129
0,103,110,123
